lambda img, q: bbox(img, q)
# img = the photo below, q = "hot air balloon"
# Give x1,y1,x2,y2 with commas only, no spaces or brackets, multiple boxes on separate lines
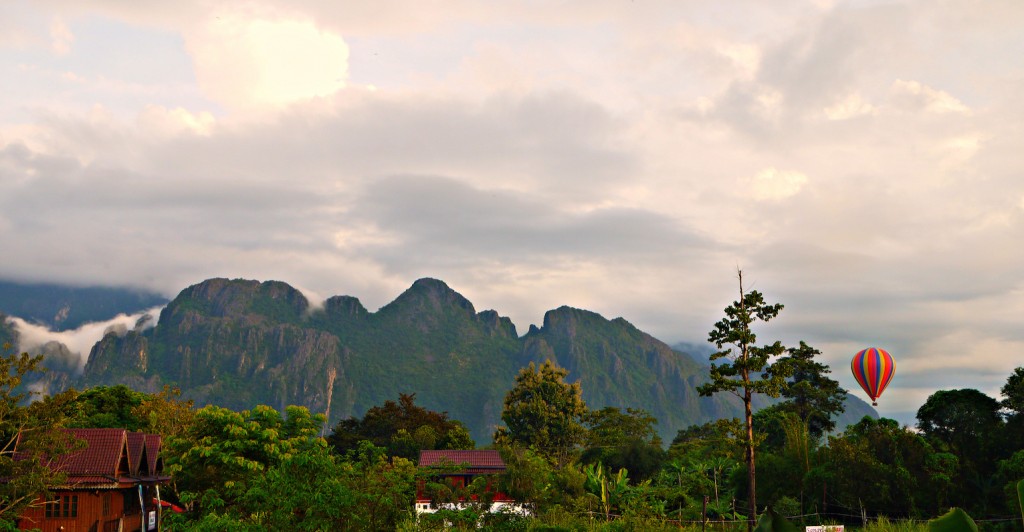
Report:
851,347,895,406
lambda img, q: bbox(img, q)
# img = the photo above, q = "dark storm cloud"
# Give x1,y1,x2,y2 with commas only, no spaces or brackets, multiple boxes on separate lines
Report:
0,88,647,296
131,90,637,201
345,174,709,272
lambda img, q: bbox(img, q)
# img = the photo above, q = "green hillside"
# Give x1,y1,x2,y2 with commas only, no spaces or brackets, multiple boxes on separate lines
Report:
49,277,874,442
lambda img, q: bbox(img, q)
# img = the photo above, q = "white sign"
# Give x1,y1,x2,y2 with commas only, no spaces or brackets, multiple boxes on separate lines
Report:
148,510,157,530
806,527,843,532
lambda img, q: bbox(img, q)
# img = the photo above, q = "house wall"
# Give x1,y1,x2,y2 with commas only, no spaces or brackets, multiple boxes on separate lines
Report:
16,489,149,532
415,500,530,517
415,472,519,517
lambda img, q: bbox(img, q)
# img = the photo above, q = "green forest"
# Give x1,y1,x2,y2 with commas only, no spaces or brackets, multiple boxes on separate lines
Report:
3,284,1024,531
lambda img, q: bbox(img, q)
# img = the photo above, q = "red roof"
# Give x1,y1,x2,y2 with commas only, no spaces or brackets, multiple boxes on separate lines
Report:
418,450,506,473
62,475,121,486
144,434,162,474
12,428,168,491
127,432,147,476
54,429,129,477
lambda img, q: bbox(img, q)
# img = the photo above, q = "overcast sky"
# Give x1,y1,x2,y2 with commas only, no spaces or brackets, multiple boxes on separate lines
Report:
2,0,1022,422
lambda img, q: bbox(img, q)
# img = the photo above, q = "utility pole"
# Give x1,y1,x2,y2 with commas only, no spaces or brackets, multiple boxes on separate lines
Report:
702,495,708,532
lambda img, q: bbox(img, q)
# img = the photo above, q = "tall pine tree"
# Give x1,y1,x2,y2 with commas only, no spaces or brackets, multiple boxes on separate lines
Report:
770,341,846,439
697,271,787,531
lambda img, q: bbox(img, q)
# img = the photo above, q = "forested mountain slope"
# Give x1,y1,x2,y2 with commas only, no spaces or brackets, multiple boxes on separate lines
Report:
21,277,874,442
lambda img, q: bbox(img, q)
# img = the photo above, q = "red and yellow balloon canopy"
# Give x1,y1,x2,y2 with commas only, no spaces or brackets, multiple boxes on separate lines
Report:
851,347,895,407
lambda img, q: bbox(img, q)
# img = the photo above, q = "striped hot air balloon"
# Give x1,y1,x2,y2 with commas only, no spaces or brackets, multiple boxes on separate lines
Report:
851,347,895,406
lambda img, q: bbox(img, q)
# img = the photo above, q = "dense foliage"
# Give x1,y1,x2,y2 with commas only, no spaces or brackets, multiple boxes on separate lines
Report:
697,271,791,529
4,361,1024,530
3,274,1024,530
55,276,863,445
327,392,474,461
0,349,81,523
494,360,588,466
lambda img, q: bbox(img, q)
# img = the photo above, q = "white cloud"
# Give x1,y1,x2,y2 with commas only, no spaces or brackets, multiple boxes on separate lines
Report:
754,86,784,121
49,17,73,55
716,42,761,80
333,224,402,251
8,306,164,374
184,11,350,110
891,79,971,115
136,105,216,137
291,284,326,313
747,168,808,201
823,92,875,120
935,133,982,170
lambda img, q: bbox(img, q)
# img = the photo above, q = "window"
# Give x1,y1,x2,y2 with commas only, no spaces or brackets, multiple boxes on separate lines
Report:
44,496,58,518
43,495,77,518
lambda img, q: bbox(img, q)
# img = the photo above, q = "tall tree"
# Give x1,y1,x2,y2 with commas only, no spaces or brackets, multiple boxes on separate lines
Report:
494,360,588,466
581,407,665,482
0,349,79,525
62,385,148,430
697,271,788,531
1001,367,1024,415
164,404,325,515
1000,367,1024,457
770,341,846,439
815,417,956,518
327,393,473,461
917,388,1005,513
917,389,1003,464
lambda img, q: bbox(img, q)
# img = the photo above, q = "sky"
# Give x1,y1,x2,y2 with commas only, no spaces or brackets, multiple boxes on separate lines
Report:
1,0,1022,423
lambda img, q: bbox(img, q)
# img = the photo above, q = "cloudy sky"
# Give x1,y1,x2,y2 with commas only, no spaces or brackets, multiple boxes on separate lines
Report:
2,0,1022,422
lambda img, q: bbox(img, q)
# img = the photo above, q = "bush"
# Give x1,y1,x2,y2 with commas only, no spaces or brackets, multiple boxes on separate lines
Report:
772,496,801,520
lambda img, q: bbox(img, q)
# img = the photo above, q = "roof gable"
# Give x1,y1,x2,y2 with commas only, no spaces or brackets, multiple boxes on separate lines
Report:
144,434,162,475
418,450,505,472
57,428,129,477
127,432,147,476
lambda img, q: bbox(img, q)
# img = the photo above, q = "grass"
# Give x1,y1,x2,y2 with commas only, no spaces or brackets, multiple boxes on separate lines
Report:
400,514,936,532
860,516,929,531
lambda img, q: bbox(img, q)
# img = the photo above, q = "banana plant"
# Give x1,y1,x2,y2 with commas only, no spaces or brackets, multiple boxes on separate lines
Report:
1017,479,1023,525
582,462,630,520
927,507,978,531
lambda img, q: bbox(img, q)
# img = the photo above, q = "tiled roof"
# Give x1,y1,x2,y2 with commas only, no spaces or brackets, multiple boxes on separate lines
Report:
127,432,146,476
13,428,167,489
61,475,121,486
418,450,506,471
144,434,162,474
54,429,128,477
43,429,164,479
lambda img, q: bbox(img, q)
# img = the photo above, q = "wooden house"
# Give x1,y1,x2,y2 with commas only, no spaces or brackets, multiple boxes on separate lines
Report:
15,428,171,532
415,449,527,517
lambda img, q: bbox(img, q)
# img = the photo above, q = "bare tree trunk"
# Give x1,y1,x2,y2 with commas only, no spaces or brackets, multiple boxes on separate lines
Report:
739,270,756,532
746,389,756,532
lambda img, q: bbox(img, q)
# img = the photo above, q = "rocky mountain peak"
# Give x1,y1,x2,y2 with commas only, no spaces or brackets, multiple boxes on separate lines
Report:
168,278,308,321
379,278,476,318
538,305,606,337
324,295,368,318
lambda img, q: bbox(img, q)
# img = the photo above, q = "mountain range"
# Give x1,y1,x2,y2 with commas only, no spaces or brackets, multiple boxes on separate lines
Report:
1,277,876,443
0,280,168,331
